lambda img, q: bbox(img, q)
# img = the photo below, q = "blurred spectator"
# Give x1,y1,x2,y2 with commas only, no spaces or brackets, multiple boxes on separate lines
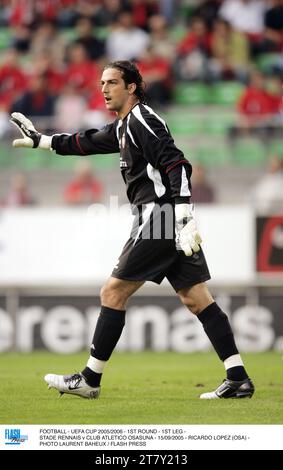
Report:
10,25,31,53
0,48,28,111
73,17,106,62
70,0,102,24
64,43,100,94
148,14,177,62
11,74,56,119
219,0,266,37
176,16,210,80
2,173,35,207
208,19,250,81
106,10,150,61
6,0,74,27
251,0,283,57
129,0,159,30
64,161,103,205
30,52,64,95
30,21,66,67
230,70,282,138
159,0,176,24
191,164,215,203
192,0,222,31
55,84,87,133
249,156,283,213
265,74,283,118
7,0,34,27
93,0,123,27
56,1,82,27
264,0,283,46
137,46,172,106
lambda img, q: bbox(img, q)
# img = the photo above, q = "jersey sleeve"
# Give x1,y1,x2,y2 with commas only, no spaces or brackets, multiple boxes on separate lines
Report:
51,121,120,156
130,108,192,200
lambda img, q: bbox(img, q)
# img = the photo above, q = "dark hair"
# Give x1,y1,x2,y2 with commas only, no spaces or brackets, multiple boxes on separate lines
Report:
104,60,146,103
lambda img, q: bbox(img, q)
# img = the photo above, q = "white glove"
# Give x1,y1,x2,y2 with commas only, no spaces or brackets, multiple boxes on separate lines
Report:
175,203,202,256
10,112,52,149
10,112,42,148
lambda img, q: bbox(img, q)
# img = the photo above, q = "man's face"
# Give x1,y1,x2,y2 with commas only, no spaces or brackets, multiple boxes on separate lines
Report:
101,68,134,113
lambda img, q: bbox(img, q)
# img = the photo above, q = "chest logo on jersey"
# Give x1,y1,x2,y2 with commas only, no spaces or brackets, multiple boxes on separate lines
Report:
119,156,128,168
119,132,126,149
119,132,128,168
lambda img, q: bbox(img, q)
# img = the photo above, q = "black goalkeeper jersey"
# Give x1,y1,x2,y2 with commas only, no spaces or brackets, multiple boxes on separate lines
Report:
51,103,192,206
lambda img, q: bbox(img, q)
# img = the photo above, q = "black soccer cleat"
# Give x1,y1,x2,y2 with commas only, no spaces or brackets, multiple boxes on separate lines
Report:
200,378,255,399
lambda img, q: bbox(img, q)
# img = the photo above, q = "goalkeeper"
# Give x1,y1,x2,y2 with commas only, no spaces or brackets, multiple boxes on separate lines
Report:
11,60,254,400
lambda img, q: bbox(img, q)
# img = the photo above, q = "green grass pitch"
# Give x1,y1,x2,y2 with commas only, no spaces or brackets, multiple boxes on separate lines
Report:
0,352,282,424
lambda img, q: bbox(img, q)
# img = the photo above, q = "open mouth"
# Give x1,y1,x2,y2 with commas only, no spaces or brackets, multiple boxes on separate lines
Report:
105,97,111,103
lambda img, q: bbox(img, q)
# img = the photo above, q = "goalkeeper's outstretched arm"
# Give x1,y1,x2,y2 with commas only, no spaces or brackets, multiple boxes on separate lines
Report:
10,112,120,156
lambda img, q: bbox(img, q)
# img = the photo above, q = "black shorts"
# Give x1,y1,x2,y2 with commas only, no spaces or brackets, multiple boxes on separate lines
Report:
112,202,211,292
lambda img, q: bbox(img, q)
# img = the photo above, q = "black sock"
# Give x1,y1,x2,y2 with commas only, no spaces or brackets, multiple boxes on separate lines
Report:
82,367,102,387
226,366,248,382
198,302,247,380
82,306,126,387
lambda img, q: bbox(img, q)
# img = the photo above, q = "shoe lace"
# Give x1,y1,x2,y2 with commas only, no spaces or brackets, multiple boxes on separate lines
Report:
64,373,82,388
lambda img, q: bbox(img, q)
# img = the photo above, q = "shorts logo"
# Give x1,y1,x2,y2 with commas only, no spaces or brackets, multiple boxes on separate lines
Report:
121,133,126,148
